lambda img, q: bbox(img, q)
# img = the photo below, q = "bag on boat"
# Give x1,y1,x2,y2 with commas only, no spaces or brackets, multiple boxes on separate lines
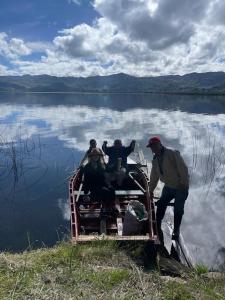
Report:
122,200,148,235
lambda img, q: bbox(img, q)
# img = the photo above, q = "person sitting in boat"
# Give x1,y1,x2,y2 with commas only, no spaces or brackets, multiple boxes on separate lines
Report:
80,139,105,166
102,139,136,187
146,136,189,244
81,148,115,213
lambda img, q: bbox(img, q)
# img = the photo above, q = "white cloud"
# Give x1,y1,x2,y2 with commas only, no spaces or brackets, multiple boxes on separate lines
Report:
2,0,225,76
0,64,16,75
68,0,82,5
0,33,32,60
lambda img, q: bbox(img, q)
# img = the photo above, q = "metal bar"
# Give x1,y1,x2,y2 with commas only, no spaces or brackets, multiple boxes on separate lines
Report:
128,171,146,193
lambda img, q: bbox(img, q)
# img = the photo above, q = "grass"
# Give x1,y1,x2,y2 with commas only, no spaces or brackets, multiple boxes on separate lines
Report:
0,241,224,300
195,264,208,275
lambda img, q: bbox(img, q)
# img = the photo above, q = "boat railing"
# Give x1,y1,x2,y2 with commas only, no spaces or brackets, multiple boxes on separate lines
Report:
128,171,146,193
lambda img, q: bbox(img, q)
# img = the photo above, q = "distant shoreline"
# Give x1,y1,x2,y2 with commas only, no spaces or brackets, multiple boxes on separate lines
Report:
1,72,225,96
1,90,225,96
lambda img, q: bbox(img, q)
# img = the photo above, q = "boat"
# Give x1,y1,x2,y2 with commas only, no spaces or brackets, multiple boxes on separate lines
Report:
69,157,160,244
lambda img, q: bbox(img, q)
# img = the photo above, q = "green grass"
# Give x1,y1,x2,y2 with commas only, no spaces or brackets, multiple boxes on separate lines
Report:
0,241,224,299
195,264,208,275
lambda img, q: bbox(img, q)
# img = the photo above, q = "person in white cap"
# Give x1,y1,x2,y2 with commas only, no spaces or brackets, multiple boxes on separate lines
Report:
146,136,189,243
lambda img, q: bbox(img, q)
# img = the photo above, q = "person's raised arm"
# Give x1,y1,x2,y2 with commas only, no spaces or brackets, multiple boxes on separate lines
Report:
125,140,136,156
102,140,110,155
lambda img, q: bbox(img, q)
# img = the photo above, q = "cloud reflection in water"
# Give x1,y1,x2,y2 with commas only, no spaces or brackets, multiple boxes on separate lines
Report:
0,96,225,268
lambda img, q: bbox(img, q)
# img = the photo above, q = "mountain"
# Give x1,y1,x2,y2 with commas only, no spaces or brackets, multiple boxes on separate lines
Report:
1,72,225,94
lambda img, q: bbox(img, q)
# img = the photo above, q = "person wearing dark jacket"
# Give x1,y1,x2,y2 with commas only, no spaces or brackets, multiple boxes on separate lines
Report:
102,139,136,170
81,148,115,213
102,139,136,186
147,136,189,244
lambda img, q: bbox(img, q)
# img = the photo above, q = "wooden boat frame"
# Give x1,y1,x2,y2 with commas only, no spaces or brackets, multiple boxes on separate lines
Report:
69,161,160,244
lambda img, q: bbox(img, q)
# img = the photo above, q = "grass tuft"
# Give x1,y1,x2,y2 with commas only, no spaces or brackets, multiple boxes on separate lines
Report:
195,264,208,275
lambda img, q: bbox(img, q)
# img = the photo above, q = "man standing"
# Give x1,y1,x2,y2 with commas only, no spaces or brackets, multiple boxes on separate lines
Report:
146,137,189,244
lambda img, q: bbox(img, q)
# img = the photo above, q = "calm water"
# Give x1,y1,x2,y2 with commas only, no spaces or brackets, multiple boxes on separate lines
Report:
0,93,225,269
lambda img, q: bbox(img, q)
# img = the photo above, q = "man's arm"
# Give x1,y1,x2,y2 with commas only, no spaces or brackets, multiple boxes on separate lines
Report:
102,141,110,155
149,160,160,193
174,150,189,189
125,140,136,156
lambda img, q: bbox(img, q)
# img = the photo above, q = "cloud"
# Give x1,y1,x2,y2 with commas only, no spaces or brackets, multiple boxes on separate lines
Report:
93,0,207,49
207,0,225,26
0,64,15,75
0,33,32,60
2,0,225,76
68,0,82,5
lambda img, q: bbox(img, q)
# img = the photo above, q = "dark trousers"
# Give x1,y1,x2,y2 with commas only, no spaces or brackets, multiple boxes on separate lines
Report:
156,186,188,244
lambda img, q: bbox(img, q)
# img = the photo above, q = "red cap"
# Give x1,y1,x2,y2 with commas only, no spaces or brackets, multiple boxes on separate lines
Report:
146,136,161,147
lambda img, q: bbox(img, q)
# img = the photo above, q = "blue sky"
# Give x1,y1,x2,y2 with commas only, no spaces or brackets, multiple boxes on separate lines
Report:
0,0,99,41
0,0,225,77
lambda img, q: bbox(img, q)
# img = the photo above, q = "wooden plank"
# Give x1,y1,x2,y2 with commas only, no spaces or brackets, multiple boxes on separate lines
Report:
116,218,123,236
100,219,107,234
74,191,85,196
115,190,144,195
74,190,144,196
83,224,117,230
73,235,150,242
79,209,101,213
79,213,100,219
115,197,123,236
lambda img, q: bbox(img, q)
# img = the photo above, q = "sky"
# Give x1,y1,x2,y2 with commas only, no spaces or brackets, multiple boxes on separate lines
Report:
1,0,225,77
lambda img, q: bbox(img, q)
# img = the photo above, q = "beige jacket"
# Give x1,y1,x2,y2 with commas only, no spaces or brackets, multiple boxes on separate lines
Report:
149,147,189,191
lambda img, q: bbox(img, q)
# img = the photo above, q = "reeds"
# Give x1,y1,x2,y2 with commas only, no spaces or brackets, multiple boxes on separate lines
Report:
190,128,225,197
0,131,43,199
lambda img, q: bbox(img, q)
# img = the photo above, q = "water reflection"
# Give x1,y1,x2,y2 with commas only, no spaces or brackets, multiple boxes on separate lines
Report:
0,93,225,269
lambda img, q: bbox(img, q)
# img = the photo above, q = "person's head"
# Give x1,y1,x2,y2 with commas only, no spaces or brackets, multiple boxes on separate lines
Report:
88,148,103,162
114,139,122,148
89,139,97,148
146,136,162,154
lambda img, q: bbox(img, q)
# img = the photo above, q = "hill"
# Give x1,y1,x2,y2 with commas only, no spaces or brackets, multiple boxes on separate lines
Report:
1,72,225,94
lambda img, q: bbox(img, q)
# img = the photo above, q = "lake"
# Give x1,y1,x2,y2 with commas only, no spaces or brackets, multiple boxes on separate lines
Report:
0,92,225,269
